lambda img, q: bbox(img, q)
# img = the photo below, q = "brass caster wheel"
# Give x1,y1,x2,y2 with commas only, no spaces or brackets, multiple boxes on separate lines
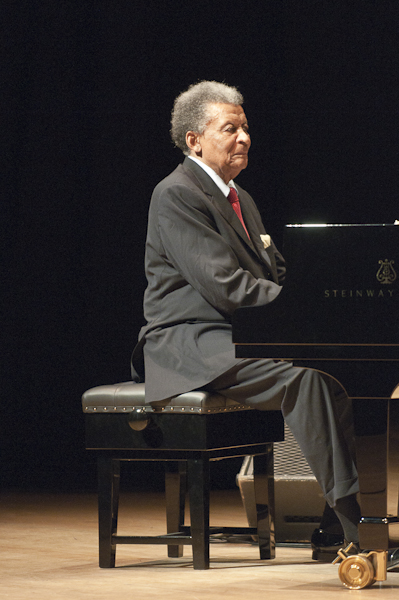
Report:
338,555,376,589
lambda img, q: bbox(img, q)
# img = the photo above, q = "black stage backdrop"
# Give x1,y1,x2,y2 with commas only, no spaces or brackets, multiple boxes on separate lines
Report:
3,1,399,491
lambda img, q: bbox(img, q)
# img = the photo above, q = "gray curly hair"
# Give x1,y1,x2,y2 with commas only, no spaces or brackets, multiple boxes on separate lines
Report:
170,81,244,155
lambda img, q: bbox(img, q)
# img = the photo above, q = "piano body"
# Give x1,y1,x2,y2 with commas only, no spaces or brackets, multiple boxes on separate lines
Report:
233,223,399,588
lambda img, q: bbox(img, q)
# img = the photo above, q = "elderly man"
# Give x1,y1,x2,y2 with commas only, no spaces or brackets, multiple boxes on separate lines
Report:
132,80,360,560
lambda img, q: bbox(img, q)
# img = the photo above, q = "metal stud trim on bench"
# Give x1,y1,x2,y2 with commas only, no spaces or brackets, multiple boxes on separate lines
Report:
83,404,251,414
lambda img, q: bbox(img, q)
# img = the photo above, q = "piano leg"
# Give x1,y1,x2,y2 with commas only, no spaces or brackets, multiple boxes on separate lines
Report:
336,397,399,588
353,397,399,551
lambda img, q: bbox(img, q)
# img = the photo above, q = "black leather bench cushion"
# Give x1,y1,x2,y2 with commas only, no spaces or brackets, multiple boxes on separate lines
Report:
82,382,251,414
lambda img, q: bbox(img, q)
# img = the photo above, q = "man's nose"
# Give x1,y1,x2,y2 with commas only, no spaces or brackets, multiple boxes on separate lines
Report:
237,128,250,144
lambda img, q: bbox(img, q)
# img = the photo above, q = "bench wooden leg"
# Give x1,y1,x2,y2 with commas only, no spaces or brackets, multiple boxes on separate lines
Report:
254,446,275,559
187,457,210,569
98,456,120,568
165,462,186,558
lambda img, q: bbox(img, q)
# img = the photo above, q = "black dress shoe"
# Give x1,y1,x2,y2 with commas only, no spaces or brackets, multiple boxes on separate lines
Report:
311,528,345,562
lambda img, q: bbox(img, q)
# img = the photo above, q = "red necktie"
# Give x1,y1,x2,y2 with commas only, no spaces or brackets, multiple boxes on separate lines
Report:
228,187,250,239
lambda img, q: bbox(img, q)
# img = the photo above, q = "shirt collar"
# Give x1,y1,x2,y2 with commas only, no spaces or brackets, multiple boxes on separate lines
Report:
187,156,236,197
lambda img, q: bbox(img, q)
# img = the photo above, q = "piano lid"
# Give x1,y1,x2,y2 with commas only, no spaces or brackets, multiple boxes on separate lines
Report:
233,223,399,348
286,223,399,228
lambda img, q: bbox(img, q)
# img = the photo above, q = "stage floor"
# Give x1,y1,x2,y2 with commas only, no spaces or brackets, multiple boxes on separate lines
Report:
1,489,399,599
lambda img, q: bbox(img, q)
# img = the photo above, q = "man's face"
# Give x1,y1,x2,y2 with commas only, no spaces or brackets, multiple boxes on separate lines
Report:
188,103,251,184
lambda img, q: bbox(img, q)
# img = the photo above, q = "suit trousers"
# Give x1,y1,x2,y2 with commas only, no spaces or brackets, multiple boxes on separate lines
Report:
203,359,359,507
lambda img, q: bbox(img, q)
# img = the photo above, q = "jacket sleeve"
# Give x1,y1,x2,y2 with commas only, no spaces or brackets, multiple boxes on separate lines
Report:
156,183,283,317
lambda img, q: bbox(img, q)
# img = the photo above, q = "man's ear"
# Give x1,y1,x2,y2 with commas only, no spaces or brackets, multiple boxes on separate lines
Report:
186,131,202,155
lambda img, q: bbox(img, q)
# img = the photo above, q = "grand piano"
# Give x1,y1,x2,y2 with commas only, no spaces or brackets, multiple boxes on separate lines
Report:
233,223,399,588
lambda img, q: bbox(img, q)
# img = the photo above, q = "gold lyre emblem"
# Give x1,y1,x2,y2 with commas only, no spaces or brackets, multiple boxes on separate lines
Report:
376,259,397,284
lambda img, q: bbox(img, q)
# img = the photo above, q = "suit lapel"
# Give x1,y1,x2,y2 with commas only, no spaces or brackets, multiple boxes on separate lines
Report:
236,187,280,281
182,158,257,252
181,158,276,280
212,194,257,252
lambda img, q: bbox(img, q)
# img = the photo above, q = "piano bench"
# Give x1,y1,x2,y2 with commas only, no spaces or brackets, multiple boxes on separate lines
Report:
82,381,284,570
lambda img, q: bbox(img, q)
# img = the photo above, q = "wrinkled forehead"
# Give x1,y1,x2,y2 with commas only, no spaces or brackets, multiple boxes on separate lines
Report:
204,103,247,127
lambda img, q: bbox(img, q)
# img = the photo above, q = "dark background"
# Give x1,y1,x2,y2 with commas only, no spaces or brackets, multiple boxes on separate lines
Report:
2,1,398,492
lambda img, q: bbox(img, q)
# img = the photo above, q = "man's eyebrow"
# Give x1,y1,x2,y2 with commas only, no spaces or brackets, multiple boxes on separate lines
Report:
220,119,249,128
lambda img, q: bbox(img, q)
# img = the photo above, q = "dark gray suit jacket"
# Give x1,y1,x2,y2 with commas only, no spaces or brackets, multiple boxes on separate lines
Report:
132,157,286,403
